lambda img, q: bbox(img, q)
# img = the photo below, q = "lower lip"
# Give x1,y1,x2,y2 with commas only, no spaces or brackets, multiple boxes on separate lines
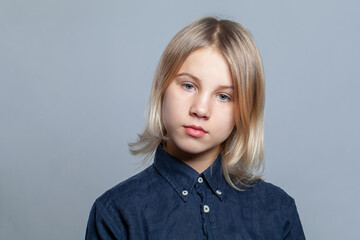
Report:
184,127,207,138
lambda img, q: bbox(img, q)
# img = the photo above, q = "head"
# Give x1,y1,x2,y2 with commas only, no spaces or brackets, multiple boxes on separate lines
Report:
130,17,265,189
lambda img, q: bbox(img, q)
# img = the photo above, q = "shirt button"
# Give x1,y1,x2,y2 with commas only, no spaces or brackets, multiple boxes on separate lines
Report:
203,205,210,213
216,190,222,195
182,190,188,196
197,177,203,183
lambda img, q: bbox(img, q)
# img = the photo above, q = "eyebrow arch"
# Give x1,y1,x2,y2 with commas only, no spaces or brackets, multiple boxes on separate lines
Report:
175,73,234,90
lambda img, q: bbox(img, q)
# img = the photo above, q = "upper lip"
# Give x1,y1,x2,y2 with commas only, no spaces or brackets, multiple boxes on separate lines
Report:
184,125,207,132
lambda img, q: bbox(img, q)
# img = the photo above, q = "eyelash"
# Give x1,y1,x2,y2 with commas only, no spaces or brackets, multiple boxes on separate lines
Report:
181,83,232,102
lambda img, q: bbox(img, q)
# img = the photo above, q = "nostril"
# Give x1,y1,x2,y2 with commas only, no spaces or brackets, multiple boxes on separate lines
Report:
189,97,211,119
190,109,210,119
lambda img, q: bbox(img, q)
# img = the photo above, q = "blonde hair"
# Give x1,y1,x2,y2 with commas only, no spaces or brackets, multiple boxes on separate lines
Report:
129,17,265,190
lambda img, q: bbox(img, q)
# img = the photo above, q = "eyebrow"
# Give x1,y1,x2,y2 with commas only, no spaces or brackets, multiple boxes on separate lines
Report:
176,73,234,90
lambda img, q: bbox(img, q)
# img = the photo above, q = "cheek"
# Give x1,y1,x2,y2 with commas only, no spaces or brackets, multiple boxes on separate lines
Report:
162,91,186,131
215,106,236,134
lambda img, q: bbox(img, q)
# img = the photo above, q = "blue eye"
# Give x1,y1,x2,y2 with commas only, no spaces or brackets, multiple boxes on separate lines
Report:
217,94,231,101
183,83,195,91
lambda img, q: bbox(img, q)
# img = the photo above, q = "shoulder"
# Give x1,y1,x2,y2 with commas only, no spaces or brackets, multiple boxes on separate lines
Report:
251,180,305,238
248,179,301,226
94,164,161,209
250,179,296,209
86,165,158,239
229,179,296,211
225,180,305,238
253,179,294,202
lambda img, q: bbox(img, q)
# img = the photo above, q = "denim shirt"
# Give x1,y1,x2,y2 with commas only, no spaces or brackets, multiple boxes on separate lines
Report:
86,145,305,239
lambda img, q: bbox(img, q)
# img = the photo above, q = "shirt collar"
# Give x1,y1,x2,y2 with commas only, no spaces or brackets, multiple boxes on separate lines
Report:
153,144,225,202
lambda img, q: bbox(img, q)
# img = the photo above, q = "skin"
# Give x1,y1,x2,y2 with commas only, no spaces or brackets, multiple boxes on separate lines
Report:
162,45,235,173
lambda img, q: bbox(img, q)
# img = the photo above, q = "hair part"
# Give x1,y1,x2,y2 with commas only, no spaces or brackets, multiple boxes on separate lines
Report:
129,17,265,190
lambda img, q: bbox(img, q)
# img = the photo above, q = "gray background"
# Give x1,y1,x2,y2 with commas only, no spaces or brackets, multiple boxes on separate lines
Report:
1,0,359,239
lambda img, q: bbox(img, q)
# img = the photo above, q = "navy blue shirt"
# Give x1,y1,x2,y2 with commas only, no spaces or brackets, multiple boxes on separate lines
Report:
86,145,305,239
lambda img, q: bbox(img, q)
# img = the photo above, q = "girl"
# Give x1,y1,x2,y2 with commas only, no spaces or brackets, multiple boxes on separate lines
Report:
86,17,305,239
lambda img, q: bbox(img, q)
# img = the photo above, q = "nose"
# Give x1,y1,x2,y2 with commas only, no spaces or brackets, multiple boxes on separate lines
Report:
189,94,211,120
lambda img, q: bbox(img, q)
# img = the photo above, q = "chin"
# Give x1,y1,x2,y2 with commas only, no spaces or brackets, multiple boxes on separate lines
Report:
176,140,217,155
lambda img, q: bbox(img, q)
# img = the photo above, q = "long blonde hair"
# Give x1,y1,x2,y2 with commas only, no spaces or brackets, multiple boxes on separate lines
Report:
129,17,265,190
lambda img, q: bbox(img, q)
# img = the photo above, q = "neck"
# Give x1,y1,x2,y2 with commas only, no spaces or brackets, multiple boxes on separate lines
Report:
163,141,220,173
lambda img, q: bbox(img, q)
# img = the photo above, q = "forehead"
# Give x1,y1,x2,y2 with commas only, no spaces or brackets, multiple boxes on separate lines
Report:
176,46,233,87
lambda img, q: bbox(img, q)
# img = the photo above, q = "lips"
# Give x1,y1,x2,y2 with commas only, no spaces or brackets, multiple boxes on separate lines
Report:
183,125,207,138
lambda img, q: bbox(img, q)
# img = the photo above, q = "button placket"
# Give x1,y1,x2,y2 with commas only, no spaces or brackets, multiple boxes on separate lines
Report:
203,205,210,213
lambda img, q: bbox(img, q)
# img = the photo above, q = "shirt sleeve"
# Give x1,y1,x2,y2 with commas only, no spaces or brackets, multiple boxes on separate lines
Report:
282,197,306,240
85,197,127,240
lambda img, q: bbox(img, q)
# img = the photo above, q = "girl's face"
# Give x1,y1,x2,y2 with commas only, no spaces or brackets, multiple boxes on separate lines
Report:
162,46,235,161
